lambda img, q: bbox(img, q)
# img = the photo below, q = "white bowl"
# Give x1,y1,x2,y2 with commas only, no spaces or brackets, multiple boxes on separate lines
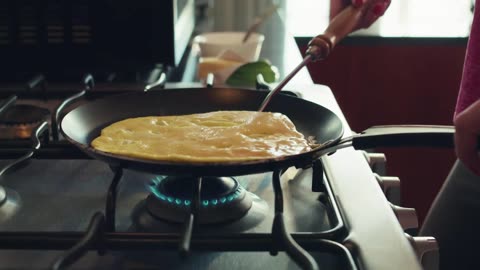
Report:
193,31,265,62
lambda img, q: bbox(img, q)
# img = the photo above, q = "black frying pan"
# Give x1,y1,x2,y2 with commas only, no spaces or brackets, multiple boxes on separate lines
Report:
60,87,455,176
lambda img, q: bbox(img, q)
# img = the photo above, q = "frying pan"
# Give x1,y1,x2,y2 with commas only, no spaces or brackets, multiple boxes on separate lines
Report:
60,87,455,176
61,5,456,177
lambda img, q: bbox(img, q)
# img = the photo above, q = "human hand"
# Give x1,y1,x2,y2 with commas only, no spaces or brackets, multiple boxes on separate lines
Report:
306,0,391,60
454,99,480,175
353,0,391,28
331,0,391,29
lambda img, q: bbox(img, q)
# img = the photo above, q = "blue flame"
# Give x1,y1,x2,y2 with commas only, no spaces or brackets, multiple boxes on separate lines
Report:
147,176,243,208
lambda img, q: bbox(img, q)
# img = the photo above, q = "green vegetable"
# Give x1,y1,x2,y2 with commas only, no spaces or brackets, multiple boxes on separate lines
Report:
226,60,279,87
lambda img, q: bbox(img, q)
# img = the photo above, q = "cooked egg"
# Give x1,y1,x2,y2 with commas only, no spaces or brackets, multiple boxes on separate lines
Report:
91,111,311,162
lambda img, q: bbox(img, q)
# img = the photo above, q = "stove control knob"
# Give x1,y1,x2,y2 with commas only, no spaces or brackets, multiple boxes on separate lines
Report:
374,174,401,205
390,204,418,231
405,234,439,270
361,151,387,175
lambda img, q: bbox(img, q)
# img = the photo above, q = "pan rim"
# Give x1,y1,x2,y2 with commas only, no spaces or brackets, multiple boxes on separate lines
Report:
60,88,345,175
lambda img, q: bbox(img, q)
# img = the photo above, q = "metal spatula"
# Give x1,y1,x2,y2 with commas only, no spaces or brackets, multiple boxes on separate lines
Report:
258,5,366,112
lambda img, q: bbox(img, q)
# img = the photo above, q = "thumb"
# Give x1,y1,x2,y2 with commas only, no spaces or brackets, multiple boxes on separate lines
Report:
352,0,365,7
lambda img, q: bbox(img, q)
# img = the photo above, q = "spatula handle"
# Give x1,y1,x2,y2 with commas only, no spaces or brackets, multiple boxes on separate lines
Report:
306,5,363,60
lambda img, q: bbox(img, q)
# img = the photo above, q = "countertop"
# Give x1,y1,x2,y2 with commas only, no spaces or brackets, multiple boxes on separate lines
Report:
183,0,314,88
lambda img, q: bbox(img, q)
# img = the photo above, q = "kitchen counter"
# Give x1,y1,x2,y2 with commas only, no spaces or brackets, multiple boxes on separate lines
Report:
184,0,313,87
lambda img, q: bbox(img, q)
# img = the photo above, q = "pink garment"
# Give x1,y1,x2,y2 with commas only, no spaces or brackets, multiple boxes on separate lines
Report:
455,1,480,117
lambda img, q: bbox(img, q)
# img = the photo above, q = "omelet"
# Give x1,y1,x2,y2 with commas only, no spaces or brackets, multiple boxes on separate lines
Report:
91,111,311,162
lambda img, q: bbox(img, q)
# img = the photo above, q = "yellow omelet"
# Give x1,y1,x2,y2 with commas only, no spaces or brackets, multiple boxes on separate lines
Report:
91,111,311,162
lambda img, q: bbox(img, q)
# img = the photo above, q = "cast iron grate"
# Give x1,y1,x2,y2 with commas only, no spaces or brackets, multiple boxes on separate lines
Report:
0,73,357,270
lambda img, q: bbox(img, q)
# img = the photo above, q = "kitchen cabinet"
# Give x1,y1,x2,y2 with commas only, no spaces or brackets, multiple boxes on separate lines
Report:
297,38,467,223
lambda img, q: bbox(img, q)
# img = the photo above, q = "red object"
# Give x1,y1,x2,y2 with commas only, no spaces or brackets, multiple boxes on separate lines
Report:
353,0,364,6
455,2,480,117
372,3,386,16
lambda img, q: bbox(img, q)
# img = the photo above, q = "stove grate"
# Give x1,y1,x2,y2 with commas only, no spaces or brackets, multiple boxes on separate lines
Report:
0,73,355,270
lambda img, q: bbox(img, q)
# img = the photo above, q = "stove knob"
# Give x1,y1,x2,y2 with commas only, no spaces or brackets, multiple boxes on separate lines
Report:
390,204,418,231
374,174,401,205
361,151,387,175
405,234,439,270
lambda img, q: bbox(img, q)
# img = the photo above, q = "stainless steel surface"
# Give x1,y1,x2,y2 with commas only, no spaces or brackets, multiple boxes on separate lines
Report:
362,152,387,176
299,86,422,270
374,174,401,205
406,235,439,270
390,204,418,231
0,159,343,269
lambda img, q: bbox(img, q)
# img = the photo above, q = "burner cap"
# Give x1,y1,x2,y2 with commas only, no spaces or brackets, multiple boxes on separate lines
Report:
145,176,253,224
0,104,50,125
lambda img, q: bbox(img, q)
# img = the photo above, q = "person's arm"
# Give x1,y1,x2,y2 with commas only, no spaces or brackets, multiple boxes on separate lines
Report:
454,100,480,175
306,0,391,60
454,1,480,175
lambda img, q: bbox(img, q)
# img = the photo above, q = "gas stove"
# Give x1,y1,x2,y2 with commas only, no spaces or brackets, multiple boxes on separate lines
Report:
0,157,354,270
0,71,436,270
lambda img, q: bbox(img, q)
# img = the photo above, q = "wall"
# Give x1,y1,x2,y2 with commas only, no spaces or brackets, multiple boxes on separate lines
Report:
298,39,467,223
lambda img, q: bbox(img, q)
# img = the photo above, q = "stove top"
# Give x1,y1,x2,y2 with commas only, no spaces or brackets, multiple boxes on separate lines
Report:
0,72,361,270
0,152,354,269
0,67,437,270
0,159,336,234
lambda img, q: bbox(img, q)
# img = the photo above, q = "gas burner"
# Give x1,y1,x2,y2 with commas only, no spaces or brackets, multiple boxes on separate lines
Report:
145,176,253,224
0,104,50,125
0,104,50,139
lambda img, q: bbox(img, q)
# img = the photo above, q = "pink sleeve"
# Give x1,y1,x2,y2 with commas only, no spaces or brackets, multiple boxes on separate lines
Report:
455,1,480,117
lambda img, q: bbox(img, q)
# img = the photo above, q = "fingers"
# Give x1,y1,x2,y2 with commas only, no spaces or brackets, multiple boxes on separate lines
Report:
349,0,391,29
351,0,391,10
455,127,480,175
454,100,480,175
306,37,331,60
372,1,390,16
352,0,365,7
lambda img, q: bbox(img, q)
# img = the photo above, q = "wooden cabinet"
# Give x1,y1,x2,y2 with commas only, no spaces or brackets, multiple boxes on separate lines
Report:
298,39,467,223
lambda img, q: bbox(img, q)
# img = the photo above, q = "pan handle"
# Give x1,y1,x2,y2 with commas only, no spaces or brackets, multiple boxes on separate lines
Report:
350,125,456,149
